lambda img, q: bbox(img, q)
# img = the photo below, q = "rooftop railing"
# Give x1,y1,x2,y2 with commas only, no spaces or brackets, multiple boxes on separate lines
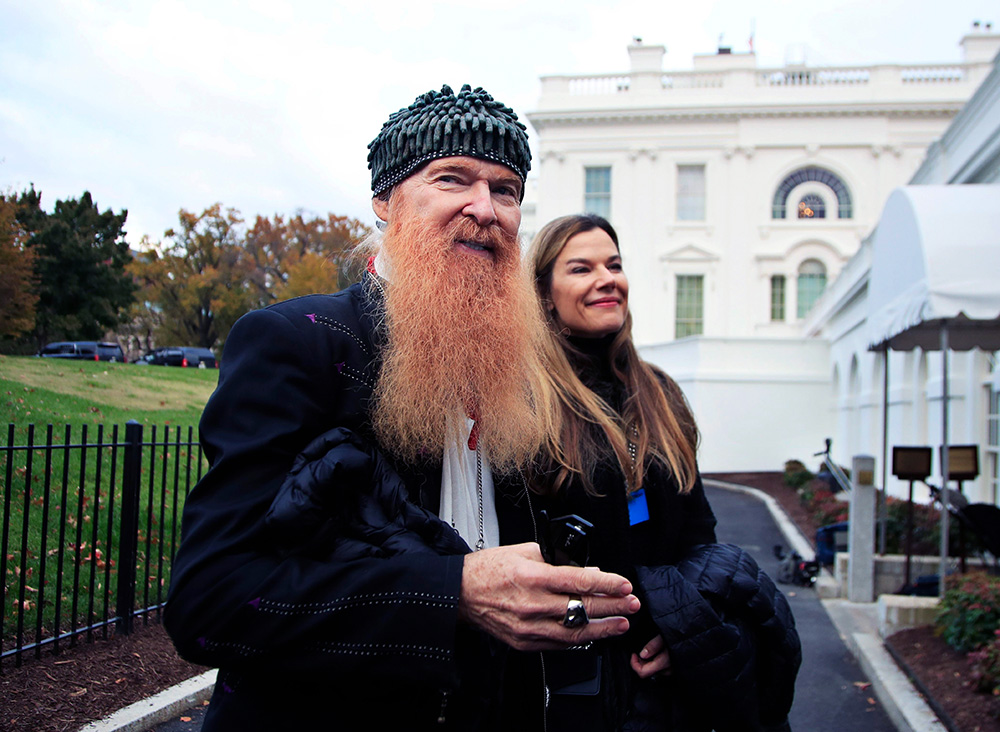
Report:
542,62,975,97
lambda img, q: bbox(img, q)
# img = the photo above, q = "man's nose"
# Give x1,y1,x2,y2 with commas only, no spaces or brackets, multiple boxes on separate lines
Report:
462,181,497,226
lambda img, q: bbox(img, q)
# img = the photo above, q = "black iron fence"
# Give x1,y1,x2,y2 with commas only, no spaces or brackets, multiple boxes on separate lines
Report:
1,420,205,670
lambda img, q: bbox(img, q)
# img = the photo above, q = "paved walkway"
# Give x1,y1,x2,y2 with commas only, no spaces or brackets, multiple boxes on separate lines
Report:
85,479,947,732
706,482,897,731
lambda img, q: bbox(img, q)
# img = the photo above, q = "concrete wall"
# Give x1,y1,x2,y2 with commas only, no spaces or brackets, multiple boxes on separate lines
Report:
641,337,832,472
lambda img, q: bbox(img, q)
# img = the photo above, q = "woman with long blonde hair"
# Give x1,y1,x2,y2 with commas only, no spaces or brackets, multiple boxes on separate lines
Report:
515,213,800,732
494,213,718,731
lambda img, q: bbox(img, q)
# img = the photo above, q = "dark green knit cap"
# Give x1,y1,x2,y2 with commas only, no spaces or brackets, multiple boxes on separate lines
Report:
368,84,531,198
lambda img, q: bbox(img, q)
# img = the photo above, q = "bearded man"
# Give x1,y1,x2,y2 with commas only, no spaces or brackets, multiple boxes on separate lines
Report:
165,84,638,732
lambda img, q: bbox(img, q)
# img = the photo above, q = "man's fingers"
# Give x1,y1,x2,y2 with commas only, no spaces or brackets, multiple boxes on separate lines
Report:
458,543,638,651
544,564,633,597
575,593,640,620
511,616,632,652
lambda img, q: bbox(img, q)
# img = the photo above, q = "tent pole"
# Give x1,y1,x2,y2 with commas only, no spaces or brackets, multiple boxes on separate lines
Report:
879,349,889,555
939,327,950,599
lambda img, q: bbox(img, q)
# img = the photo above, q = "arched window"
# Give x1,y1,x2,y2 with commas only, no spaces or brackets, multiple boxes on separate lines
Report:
797,193,825,219
772,167,852,219
797,259,827,318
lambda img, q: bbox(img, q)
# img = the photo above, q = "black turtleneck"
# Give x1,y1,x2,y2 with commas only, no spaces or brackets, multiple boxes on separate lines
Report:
565,334,626,414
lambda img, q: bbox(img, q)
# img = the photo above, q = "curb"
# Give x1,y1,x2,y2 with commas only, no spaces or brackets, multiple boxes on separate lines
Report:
705,478,944,732
77,669,216,732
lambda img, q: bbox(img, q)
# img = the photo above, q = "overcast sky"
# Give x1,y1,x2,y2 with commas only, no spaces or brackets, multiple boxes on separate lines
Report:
1,0,996,245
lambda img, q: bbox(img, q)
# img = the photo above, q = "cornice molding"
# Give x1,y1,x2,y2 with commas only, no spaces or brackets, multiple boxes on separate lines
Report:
528,103,961,128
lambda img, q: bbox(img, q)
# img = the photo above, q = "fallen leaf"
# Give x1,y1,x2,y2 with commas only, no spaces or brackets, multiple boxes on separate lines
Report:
180,717,192,722
854,681,871,690
70,688,87,697
867,697,876,705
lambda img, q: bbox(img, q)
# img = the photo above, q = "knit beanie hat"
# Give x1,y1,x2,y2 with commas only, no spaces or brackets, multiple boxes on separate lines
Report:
368,84,531,198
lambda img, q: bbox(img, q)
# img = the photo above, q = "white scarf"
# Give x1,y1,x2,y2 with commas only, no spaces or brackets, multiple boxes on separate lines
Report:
439,415,499,551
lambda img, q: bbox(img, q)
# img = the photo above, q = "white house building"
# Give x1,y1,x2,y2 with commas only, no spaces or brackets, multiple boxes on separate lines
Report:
525,29,1000,475
804,46,1000,505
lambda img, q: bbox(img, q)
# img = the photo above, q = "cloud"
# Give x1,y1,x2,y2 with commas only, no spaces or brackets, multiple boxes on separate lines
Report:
2,0,995,244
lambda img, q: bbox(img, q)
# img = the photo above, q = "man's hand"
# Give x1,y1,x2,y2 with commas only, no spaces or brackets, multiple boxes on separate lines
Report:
458,542,639,650
629,634,671,678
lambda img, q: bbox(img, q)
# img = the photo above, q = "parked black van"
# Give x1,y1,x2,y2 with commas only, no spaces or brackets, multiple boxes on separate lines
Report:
37,341,125,362
134,347,217,368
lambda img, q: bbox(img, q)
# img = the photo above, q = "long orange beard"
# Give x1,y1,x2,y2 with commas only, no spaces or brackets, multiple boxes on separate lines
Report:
371,216,549,469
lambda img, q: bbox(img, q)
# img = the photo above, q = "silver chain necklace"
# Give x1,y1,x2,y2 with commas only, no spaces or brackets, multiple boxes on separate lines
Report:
474,444,484,551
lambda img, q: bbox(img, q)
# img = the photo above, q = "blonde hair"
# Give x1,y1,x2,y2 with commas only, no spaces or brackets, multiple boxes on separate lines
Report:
528,214,698,496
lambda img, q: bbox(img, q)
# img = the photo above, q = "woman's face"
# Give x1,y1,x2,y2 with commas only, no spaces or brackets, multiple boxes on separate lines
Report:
548,227,629,338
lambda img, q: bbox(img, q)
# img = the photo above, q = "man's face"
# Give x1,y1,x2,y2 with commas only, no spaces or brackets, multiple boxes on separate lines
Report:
372,156,523,263
370,156,548,468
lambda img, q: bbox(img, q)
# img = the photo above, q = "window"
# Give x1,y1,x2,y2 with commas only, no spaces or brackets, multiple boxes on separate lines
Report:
675,275,704,338
771,275,786,321
797,193,826,219
677,165,706,221
772,167,852,218
797,260,827,318
584,167,611,218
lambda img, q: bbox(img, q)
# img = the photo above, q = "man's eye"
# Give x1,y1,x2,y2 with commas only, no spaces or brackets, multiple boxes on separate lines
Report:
609,263,623,272
495,186,518,198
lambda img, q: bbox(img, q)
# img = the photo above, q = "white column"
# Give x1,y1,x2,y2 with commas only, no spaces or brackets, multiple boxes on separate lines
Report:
848,455,877,602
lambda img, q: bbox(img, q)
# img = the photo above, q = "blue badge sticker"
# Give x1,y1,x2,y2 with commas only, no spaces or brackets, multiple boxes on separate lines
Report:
627,489,649,525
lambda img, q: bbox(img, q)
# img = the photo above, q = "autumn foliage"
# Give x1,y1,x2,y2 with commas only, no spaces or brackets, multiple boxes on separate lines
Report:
1,187,370,356
126,205,371,352
0,197,38,340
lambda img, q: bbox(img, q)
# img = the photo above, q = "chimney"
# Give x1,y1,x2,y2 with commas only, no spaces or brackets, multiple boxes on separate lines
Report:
960,22,1000,63
628,41,665,73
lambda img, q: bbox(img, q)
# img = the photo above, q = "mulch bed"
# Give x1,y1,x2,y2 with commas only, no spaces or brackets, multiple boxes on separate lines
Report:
1,472,996,731
0,622,206,732
886,626,1000,731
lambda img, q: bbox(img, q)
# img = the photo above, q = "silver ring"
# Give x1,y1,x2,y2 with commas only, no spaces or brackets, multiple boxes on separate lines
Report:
563,596,589,628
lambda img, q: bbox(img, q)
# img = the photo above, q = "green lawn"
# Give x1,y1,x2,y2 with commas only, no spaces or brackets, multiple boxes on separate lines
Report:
0,354,218,427
1,355,219,655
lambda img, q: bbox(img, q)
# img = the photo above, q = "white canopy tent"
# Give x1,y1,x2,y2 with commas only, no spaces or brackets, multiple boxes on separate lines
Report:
867,184,1000,593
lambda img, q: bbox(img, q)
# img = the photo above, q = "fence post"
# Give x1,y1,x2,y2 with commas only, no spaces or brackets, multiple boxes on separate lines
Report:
116,420,143,635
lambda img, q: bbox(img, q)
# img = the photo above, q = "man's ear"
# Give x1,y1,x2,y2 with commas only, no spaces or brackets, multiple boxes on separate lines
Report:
372,195,389,223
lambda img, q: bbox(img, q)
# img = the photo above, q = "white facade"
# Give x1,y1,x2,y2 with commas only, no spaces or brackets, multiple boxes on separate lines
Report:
805,51,1000,505
525,31,1000,475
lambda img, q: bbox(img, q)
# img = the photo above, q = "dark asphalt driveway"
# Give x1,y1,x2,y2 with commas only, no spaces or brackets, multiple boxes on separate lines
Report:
705,483,896,731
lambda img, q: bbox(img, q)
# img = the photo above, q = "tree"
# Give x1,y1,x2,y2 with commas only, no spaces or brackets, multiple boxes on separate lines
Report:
15,187,136,347
0,196,38,341
130,205,257,350
244,212,371,305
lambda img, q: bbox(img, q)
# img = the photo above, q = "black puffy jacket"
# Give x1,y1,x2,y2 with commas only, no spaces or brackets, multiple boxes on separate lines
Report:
638,543,801,732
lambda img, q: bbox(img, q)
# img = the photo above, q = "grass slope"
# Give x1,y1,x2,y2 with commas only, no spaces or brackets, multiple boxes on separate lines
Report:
0,355,218,427
1,355,219,652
